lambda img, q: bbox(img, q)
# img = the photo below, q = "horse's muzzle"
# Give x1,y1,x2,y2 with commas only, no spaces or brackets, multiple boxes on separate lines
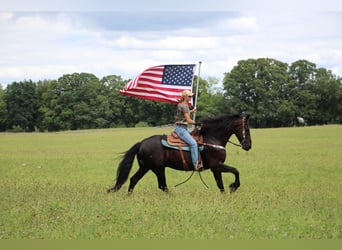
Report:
242,140,251,151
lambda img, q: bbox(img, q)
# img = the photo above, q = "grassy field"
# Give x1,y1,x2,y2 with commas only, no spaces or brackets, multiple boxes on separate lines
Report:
0,125,341,239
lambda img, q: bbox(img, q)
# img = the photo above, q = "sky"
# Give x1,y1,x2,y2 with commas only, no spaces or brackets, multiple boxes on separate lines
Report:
1,0,342,87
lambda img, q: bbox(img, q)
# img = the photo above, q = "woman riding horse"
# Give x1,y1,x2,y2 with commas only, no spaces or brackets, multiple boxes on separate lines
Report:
108,113,251,194
174,90,202,171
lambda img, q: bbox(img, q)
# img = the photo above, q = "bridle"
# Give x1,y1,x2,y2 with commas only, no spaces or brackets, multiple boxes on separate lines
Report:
228,116,246,147
242,116,246,140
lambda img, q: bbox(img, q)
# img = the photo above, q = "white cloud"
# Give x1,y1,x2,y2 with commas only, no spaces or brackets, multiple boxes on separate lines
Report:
0,10,341,87
2,0,342,11
106,35,218,50
0,12,14,20
220,16,258,32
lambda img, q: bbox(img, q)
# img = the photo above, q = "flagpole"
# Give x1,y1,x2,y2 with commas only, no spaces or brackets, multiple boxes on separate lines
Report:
193,61,202,122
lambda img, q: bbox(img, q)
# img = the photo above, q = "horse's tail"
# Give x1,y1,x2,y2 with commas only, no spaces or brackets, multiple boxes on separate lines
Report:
108,142,142,192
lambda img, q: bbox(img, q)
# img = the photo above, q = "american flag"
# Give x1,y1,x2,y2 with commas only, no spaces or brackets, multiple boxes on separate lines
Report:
120,64,196,104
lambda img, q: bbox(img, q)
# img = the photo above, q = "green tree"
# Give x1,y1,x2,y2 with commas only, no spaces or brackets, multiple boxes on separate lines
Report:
0,85,7,131
223,58,290,127
288,60,319,125
4,80,40,131
223,58,341,127
196,76,227,119
102,75,137,127
39,80,64,131
39,73,105,131
60,73,101,129
313,68,342,124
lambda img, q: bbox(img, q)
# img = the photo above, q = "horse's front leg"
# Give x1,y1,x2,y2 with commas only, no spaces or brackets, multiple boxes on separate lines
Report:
215,162,240,193
212,171,225,193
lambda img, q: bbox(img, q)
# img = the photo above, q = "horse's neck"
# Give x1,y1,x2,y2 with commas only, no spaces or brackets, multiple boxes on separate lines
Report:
203,132,232,146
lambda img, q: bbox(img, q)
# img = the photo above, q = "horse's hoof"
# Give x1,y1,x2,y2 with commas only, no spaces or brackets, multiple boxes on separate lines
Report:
229,183,239,193
107,187,118,193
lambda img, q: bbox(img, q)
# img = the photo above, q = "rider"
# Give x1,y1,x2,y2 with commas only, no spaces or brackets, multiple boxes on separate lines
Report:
174,90,202,171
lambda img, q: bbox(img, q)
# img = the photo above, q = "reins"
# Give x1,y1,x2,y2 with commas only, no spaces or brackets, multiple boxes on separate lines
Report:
228,140,242,147
174,142,225,189
174,171,209,189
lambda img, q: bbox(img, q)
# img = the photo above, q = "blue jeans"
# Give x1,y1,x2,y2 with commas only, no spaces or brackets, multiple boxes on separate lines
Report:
174,125,198,167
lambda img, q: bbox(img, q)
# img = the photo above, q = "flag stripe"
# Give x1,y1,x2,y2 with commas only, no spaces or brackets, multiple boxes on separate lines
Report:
135,82,189,91
120,64,196,104
121,87,185,99
120,89,181,100
119,90,180,103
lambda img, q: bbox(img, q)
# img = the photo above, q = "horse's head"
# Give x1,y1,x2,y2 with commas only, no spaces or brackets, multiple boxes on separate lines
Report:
199,113,252,151
232,113,252,151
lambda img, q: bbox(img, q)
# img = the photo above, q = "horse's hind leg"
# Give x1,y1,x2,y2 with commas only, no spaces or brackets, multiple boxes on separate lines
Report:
128,166,149,193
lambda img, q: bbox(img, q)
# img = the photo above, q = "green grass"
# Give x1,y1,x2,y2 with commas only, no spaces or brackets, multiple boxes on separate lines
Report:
0,126,341,239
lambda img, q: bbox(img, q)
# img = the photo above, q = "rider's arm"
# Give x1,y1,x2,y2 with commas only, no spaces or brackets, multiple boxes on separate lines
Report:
184,112,195,125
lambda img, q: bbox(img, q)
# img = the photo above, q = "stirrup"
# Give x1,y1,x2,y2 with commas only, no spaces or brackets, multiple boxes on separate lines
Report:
195,162,203,171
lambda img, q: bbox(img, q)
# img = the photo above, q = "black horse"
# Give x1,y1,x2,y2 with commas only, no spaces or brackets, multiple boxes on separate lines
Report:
108,113,252,193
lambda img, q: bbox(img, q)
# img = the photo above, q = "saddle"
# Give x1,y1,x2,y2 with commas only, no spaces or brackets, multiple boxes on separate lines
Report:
166,127,203,147
161,128,204,171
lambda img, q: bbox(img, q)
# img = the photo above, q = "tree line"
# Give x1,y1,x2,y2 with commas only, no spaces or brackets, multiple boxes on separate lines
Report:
0,58,341,132
222,59,341,127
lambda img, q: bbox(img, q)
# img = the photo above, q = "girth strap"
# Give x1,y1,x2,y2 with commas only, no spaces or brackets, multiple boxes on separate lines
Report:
177,145,188,170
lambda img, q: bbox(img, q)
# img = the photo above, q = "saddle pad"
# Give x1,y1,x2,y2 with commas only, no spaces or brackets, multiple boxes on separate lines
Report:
161,138,204,151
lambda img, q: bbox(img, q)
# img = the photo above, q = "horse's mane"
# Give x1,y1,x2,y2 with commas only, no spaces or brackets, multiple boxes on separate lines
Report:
201,113,240,124
200,113,240,134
